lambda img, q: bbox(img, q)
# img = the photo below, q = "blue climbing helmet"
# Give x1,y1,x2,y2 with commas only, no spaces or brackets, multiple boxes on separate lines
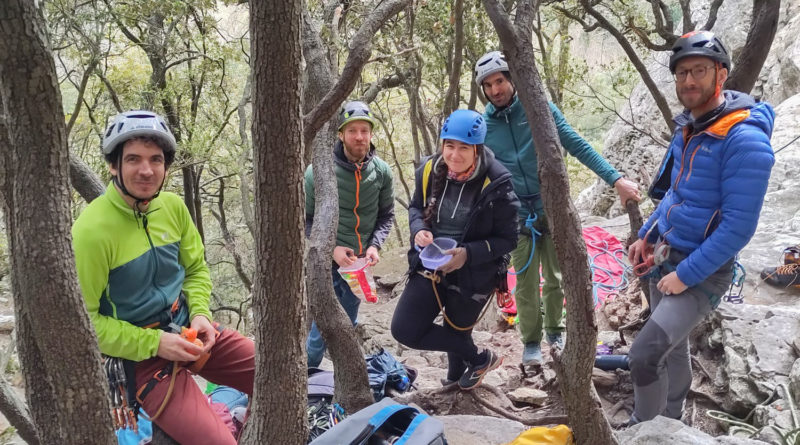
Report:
439,109,486,145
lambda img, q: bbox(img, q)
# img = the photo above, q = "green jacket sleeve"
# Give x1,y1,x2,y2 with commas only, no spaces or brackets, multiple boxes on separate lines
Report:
73,223,162,361
176,195,213,323
551,103,622,186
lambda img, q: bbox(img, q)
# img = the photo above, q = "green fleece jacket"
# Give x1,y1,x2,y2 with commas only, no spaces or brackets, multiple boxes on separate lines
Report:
72,183,212,361
305,140,394,255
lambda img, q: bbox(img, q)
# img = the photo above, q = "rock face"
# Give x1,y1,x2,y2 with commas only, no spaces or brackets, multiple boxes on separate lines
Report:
707,303,800,418
616,416,769,444
575,1,800,219
736,94,800,304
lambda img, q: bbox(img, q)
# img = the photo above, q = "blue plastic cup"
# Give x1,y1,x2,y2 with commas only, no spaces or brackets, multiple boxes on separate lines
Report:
419,237,458,270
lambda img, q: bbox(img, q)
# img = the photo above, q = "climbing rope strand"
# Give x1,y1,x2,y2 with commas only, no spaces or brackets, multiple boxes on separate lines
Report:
774,134,800,155
510,213,541,276
586,239,632,306
707,383,798,443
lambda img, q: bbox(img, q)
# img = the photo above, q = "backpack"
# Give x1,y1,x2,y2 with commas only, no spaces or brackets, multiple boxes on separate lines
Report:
309,397,447,445
307,368,346,443
365,349,414,400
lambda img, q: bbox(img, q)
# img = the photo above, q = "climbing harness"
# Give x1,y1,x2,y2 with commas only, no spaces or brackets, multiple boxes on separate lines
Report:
417,270,495,331
722,260,746,304
510,212,542,276
707,383,800,443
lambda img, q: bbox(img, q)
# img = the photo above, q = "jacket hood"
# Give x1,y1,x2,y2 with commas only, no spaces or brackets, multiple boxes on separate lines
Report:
333,139,376,171
674,90,771,134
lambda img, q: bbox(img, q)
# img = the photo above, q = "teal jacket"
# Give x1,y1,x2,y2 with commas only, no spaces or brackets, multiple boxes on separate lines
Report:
305,140,395,255
484,95,622,219
72,183,212,361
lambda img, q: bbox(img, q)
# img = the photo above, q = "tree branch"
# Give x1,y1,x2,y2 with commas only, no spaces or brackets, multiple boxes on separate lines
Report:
724,0,780,94
360,71,407,104
577,0,674,132
302,0,411,147
700,0,724,31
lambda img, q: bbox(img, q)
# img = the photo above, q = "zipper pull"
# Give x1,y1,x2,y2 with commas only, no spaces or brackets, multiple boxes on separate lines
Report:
142,213,149,232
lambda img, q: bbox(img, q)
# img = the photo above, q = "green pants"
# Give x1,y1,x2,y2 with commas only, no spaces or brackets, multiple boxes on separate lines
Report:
511,232,565,344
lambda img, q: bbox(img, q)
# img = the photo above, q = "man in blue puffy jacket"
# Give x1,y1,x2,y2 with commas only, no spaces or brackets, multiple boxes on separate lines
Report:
627,31,775,424
475,51,641,368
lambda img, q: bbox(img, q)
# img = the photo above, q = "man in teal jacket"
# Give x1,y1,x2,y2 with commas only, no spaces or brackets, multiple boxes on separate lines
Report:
475,51,641,367
73,110,254,444
305,100,395,367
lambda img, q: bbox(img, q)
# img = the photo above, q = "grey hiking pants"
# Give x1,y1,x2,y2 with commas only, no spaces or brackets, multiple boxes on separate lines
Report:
629,251,732,422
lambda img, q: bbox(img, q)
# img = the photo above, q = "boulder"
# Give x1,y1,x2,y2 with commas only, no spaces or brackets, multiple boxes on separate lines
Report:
616,416,769,444
506,387,549,406
438,414,525,445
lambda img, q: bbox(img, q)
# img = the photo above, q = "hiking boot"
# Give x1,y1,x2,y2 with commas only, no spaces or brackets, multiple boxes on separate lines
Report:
546,332,565,350
458,350,503,390
760,264,800,289
522,342,543,366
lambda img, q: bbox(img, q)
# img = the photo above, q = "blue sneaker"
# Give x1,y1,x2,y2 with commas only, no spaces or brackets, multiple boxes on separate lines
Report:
546,332,564,350
522,342,543,366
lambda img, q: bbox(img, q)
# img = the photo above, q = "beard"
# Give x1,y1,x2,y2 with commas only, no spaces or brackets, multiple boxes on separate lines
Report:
677,81,716,110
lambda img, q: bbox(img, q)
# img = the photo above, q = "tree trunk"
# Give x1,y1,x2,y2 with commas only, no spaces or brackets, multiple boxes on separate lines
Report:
442,0,465,115
0,119,40,445
299,0,410,413
239,0,307,443
0,1,116,443
306,119,375,413
482,1,617,444
724,0,780,94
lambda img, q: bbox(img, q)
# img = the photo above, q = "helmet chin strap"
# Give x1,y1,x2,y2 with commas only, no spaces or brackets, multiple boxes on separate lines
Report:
698,61,724,111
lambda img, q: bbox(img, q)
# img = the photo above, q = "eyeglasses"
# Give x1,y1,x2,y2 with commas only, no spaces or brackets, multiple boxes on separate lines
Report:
673,65,715,82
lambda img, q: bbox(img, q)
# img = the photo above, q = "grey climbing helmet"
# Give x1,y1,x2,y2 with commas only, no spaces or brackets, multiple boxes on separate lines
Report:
102,110,177,156
338,101,377,131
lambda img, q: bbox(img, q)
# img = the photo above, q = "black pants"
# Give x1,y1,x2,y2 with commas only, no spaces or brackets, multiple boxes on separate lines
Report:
391,271,491,380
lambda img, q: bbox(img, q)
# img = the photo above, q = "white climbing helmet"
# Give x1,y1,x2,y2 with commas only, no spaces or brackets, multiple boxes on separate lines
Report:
474,51,509,86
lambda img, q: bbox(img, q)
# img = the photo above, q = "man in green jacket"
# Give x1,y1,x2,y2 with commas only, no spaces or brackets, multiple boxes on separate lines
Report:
72,110,254,444
475,51,641,367
305,100,395,367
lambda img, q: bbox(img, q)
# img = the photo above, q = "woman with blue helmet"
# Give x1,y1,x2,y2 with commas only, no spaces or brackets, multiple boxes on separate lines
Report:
391,109,520,390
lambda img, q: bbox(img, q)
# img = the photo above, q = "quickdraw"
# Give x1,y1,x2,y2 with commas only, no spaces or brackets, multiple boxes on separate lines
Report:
722,260,746,304
104,357,138,433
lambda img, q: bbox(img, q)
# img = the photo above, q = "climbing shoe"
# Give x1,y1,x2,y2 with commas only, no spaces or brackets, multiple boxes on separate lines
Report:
784,245,800,265
522,342,543,367
459,350,502,390
760,263,800,289
546,332,565,350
